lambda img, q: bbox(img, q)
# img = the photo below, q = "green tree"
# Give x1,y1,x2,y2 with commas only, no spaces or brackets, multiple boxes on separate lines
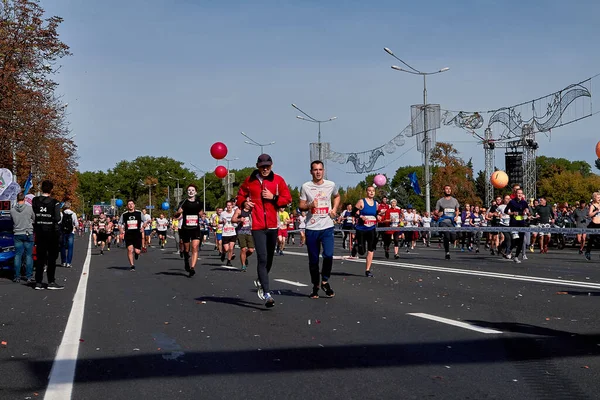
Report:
430,142,480,206
537,171,600,205
537,156,591,179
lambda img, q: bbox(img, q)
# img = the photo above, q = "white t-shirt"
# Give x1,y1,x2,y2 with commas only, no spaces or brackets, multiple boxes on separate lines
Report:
299,179,338,231
422,216,432,228
220,210,236,237
498,205,510,226
403,211,415,227
142,213,151,228
156,218,168,231
298,215,306,229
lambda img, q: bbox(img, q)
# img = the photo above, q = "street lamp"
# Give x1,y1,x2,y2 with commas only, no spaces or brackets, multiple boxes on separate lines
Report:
291,103,337,162
224,157,239,201
189,163,209,213
166,172,182,205
139,180,157,218
384,47,449,216
104,186,121,217
240,131,275,153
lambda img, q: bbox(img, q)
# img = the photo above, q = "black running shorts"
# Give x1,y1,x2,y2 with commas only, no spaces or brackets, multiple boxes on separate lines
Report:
180,228,201,243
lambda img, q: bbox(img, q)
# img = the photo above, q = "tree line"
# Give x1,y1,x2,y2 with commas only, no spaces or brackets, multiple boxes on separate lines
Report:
0,0,75,200
76,143,600,218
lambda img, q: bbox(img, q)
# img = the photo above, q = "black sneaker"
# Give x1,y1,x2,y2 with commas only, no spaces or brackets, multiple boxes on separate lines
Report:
135,252,139,260
264,293,275,308
384,249,389,259
365,270,374,278
189,268,196,277
321,282,335,298
226,260,232,267
585,252,591,261
47,282,64,290
220,252,225,262
35,282,44,290
185,264,191,272
309,287,319,299
394,254,400,259
445,252,451,260
351,245,357,257
231,254,236,261
130,266,136,271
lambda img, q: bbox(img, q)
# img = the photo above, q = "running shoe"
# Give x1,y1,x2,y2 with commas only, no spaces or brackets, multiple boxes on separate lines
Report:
365,270,374,277
445,252,451,260
241,265,247,272
189,268,195,277
264,293,275,308
185,264,191,272
231,254,236,261
47,282,64,290
220,252,225,262
100,250,104,255
226,260,232,266
513,258,522,264
394,254,400,259
585,252,591,261
321,282,335,297
529,245,534,253
384,249,389,259
130,266,136,271
579,249,584,255
309,287,320,299
254,279,264,300
35,283,44,290
13,277,20,283
66,263,72,268
135,252,139,260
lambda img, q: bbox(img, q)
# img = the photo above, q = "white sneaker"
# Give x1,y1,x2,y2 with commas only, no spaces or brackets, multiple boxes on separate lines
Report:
254,280,264,300
61,263,67,267
513,258,522,264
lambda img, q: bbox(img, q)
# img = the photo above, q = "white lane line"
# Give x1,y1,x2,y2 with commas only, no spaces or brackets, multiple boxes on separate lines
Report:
45,234,92,400
274,279,309,287
283,250,600,290
219,265,238,270
408,313,502,334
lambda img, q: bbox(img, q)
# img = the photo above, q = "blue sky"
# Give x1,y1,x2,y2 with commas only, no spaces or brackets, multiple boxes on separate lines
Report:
43,0,600,189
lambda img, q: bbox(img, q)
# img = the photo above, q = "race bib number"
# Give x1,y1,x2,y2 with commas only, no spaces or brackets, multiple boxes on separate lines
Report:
186,215,198,227
312,198,330,216
127,220,138,230
390,212,400,227
444,208,456,218
242,217,251,227
223,223,235,234
364,216,377,227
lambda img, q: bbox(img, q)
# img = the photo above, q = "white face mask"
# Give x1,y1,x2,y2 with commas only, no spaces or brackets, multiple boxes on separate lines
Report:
187,187,197,197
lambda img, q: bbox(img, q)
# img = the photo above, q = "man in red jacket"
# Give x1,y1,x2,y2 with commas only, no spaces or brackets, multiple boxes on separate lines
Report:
236,154,292,308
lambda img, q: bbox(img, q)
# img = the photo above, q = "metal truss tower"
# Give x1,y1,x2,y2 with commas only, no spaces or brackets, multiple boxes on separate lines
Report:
483,125,538,205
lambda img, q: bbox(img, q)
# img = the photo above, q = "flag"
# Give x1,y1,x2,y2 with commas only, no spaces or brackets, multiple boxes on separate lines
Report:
22,172,32,195
408,172,421,195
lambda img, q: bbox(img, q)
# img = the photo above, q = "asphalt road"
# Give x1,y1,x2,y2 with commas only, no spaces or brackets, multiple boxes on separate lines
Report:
2,234,600,399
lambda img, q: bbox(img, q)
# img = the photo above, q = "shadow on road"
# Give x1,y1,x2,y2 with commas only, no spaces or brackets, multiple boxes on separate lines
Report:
155,271,189,277
107,266,132,271
194,295,267,311
465,320,577,337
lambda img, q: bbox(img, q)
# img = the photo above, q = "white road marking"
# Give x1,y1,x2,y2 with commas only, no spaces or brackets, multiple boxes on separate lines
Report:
274,279,309,287
220,265,238,270
45,235,92,400
408,313,502,334
283,250,600,290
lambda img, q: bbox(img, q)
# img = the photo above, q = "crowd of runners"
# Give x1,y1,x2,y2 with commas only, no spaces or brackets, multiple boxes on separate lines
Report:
10,154,600,308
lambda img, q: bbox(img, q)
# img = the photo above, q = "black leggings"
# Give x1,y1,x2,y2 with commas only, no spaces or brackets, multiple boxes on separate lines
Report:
382,232,400,249
354,229,377,255
586,222,600,253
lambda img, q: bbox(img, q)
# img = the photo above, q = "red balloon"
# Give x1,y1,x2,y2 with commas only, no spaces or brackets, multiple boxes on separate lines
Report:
215,165,228,179
210,142,228,160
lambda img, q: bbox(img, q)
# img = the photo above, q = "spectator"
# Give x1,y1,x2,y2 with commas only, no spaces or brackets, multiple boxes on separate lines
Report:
10,192,35,283
32,180,63,290
60,201,78,268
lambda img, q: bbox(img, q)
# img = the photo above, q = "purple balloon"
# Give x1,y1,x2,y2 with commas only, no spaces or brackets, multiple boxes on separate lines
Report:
373,174,387,187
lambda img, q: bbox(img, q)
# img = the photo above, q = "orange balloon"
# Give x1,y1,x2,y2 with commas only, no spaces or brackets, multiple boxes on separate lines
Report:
490,170,509,189
596,141,600,158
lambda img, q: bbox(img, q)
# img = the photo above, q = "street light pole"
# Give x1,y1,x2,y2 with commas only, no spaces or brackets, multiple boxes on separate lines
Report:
291,103,337,162
384,47,449,216
241,131,275,154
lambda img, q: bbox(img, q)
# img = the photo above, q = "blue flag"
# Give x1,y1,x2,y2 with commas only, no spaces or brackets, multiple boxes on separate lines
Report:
408,172,421,195
23,172,32,195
